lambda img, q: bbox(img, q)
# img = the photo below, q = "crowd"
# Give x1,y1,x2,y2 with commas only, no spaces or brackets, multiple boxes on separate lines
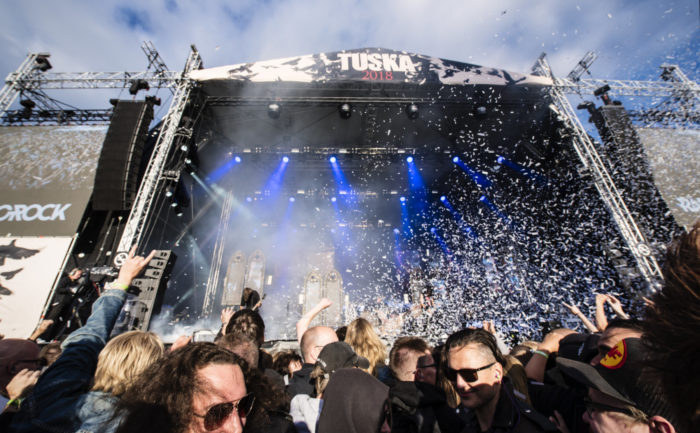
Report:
0,221,698,433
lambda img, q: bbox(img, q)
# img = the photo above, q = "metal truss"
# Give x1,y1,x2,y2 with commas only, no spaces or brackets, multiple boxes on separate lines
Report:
141,40,175,94
5,70,181,90
0,53,50,118
1,108,112,125
558,76,700,98
114,45,202,266
532,53,663,291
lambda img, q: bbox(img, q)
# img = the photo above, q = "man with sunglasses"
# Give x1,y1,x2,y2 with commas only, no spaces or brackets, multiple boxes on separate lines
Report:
445,329,556,433
558,338,678,433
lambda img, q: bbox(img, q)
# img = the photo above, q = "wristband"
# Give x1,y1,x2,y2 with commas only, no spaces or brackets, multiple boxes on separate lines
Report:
110,282,129,290
5,398,22,409
533,350,550,359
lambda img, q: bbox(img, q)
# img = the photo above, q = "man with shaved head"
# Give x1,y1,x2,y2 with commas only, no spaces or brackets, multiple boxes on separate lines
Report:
288,326,338,398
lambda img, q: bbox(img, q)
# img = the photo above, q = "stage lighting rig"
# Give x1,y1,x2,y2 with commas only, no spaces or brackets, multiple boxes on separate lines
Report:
145,95,161,106
128,79,150,95
268,102,281,119
34,54,52,72
405,103,419,119
338,103,352,119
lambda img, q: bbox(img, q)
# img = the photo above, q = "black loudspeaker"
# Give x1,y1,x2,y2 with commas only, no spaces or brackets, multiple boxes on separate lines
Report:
111,250,176,334
590,105,679,248
92,100,154,211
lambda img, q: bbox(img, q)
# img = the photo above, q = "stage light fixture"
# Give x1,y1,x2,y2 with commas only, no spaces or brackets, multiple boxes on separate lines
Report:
406,156,414,163
393,228,400,235
268,102,281,119
170,202,178,208
440,196,446,202
452,156,459,163
497,156,505,164
128,79,150,95
184,158,192,164
34,55,52,72
430,227,437,233
180,144,188,152
338,103,352,119
405,103,419,119
474,105,487,116
109,98,119,107
479,195,487,202
331,197,337,202
246,197,252,202
400,196,406,203
282,156,289,163
165,189,174,197
289,197,295,202
235,156,241,163
176,210,184,217
20,99,36,109
145,95,161,106
329,156,337,163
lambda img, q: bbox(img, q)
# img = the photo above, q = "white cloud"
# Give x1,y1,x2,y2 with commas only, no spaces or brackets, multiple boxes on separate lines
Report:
0,0,696,109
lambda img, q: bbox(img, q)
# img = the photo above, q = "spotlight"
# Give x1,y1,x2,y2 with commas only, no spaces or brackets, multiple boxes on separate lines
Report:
329,156,337,164
34,55,52,72
406,156,414,163
176,210,184,217
430,227,437,233
165,189,174,197
331,197,337,202
289,197,295,202
338,103,352,119
268,102,281,119
128,79,150,95
20,99,36,109
479,195,487,202
184,158,192,164
180,144,189,152
145,95,161,106
474,105,487,117
400,196,406,203
405,103,419,120
393,228,400,235
452,156,459,163
440,196,446,202
235,156,241,163
170,202,178,208
282,156,289,163
246,197,252,202
497,156,505,164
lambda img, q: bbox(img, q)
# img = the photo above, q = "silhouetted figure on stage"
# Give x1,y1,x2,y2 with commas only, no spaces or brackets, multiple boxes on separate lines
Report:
241,287,261,311
42,268,95,341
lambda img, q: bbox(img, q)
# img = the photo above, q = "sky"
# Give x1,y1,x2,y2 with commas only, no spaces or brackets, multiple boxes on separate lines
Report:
0,0,697,109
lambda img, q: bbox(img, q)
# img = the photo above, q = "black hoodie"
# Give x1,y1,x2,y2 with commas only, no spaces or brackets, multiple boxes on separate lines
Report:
317,368,390,433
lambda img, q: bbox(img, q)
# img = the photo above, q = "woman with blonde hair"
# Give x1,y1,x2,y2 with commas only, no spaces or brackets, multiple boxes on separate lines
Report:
76,330,164,433
344,318,387,376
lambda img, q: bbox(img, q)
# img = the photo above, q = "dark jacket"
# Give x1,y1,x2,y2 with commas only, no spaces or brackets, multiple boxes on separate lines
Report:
317,368,390,433
390,380,464,433
288,363,316,398
460,380,557,433
8,289,127,433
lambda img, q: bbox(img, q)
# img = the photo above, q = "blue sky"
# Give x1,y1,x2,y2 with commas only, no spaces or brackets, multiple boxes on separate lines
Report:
0,0,697,108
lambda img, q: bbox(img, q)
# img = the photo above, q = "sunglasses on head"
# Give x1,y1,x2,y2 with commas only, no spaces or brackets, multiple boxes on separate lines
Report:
445,362,495,383
194,393,255,431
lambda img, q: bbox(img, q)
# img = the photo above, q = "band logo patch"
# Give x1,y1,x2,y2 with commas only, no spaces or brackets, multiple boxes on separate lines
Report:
600,340,628,370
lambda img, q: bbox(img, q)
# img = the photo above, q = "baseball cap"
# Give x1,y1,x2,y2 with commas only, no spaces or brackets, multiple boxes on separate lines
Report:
316,341,370,375
0,338,42,394
558,338,672,420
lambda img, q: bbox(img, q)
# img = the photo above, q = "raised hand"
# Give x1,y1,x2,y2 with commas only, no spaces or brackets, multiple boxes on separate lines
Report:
115,245,157,288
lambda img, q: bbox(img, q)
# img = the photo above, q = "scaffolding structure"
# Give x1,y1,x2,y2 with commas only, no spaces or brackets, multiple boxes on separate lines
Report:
1,45,697,288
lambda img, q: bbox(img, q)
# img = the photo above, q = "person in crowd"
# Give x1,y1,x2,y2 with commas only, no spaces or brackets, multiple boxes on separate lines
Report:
509,340,538,366
114,342,252,433
643,220,700,433
0,338,42,410
272,350,303,385
588,318,642,366
241,287,262,311
345,317,387,377
558,338,678,433
224,308,273,370
218,331,259,369
290,341,370,433
388,336,431,384
41,268,88,341
38,341,61,367
7,245,156,433
445,328,557,432
75,330,164,433
415,350,438,386
289,326,338,398
317,368,392,433
594,293,629,332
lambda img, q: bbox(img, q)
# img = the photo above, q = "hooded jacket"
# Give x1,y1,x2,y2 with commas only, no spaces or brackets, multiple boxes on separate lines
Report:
317,368,390,433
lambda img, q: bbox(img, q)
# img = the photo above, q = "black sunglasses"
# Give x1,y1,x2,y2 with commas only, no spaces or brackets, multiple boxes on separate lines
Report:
583,398,638,418
445,362,496,383
194,394,255,431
